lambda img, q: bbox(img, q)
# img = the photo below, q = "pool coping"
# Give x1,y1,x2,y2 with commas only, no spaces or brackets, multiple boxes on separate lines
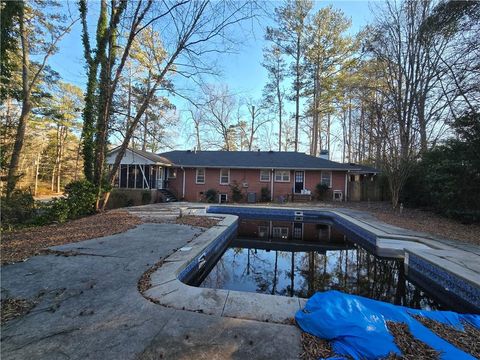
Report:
143,206,480,321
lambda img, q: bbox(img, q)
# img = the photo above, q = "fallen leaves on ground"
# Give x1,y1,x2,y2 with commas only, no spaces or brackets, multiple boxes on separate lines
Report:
413,315,480,358
1,298,36,324
175,215,220,228
137,259,164,294
386,321,440,359
300,332,334,360
1,211,142,265
142,215,220,228
313,201,480,245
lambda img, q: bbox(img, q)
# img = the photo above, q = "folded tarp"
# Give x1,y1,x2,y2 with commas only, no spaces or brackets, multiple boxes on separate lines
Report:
295,290,480,360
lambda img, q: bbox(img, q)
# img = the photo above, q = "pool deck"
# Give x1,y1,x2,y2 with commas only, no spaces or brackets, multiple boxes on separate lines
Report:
128,202,480,317
1,220,300,359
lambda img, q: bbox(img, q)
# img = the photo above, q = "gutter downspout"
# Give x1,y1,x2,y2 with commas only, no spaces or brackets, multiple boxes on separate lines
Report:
344,172,348,202
182,167,186,200
271,169,274,201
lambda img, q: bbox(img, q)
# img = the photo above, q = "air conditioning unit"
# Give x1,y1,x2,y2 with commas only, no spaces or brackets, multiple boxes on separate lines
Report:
242,182,248,188
333,190,343,201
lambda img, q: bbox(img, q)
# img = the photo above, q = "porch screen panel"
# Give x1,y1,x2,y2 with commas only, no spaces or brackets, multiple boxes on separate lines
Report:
151,167,157,189
120,165,128,188
144,165,150,188
128,165,136,188
136,166,143,188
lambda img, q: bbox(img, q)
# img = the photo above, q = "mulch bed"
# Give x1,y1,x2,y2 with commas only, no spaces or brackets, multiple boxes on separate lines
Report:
386,321,440,359
1,298,36,324
1,211,142,265
413,315,480,358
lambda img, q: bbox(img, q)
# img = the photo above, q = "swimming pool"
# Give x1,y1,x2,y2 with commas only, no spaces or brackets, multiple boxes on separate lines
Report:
194,217,444,311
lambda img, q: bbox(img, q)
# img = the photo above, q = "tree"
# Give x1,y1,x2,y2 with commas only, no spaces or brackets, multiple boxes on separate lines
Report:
202,85,238,151
79,0,260,209
42,83,84,193
304,6,355,157
5,1,77,198
262,45,287,151
366,0,440,207
266,0,312,152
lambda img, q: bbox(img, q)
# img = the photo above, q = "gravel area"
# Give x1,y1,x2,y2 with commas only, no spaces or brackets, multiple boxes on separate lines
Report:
1,211,142,265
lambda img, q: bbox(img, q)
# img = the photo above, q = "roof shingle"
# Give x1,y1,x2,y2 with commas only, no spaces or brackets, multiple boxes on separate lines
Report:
158,150,368,171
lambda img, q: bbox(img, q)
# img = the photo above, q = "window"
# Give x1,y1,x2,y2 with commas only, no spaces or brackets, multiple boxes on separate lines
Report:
272,227,289,239
168,168,177,179
321,171,332,187
219,193,228,203
274,170,290,182
260,170,270,182
220,168,230,185
196,168,205,184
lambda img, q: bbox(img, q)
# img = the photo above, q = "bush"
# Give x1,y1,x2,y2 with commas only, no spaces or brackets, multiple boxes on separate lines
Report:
401,112,480,223
64,180,96,218
141,191,152,205
230,181,243,202
36,180,97,225
1,190,36,229
315,183,329,200
38,198,71,224
205,188,218,203
260,187,270,202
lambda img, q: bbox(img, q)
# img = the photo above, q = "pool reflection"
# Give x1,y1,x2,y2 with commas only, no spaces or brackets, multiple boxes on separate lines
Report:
199,220,443,310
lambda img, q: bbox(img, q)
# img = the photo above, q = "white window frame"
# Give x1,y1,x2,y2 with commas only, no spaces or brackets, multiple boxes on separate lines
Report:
168,168,177,179
259,169,270,182
272,227,289,239
196,168,205,184
219,168,230,185
321,171,332,188
274,170,290,182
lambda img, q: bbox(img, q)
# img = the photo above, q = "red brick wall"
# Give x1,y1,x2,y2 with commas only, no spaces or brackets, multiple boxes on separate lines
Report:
167,167,346,202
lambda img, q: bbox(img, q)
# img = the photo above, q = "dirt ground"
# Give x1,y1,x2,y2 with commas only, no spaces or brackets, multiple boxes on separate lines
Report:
1,211,142,265
316,201,480,245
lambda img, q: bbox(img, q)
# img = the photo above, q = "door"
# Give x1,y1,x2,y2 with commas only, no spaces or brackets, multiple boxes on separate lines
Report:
294,171,304,193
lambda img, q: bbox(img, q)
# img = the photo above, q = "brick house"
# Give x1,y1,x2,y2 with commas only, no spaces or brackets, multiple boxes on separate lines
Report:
107,148,378,203
161,150,380,202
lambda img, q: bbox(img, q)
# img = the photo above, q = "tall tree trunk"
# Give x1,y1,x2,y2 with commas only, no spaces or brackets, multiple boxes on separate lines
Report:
142,69,150,151
6,3,29,198
348,99,352,163
194,120,201,151
277,84,282,152
312,66,318,156
327,113,331,155
80,0,107,182
294,35,300,152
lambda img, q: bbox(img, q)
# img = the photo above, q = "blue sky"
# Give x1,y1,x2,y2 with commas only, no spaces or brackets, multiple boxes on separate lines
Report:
49,0,374,159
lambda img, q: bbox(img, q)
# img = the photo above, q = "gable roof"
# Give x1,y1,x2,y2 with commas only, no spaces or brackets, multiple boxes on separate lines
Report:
108,147,172,165
158,150,363,171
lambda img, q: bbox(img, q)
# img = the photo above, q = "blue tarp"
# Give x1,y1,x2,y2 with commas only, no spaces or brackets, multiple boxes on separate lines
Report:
295,291,480,360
